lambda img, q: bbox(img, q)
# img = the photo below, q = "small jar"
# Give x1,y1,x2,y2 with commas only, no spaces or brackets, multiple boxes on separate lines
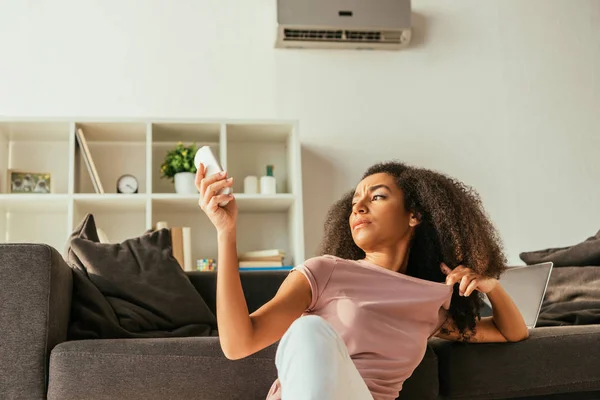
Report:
244,175,258,194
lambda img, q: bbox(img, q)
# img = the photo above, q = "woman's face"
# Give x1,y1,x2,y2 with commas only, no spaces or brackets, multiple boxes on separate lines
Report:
349,173,419,252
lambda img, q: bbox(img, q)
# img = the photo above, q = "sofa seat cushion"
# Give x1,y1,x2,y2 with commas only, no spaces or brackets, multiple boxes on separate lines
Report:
430,325,600,400
48,337,278,400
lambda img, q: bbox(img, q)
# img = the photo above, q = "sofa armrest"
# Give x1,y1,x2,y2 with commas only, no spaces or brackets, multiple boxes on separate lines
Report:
0,244,73,400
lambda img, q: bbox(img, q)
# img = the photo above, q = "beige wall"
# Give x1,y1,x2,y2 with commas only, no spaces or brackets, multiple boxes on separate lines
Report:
1,0,599,264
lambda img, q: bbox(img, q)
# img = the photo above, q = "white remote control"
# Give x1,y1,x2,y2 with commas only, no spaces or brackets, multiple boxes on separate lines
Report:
194,146,232,207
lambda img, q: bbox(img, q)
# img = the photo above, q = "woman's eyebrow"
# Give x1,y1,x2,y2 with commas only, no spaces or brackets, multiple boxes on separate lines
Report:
369,184,391,193
352,184,391,199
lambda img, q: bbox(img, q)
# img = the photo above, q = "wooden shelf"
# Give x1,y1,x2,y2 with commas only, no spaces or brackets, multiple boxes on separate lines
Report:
0,118,305,265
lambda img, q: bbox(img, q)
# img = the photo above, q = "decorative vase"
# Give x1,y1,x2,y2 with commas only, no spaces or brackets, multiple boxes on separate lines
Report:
174,172,197,194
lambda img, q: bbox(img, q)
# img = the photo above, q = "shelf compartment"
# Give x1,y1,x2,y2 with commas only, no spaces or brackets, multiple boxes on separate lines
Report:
224,122,295,196
0,195,70,252
74,122,147,194
73,195,147,243
151,122,222,194
236,212,292,265
0,122,71,194
151,202,218,262
226,142,290,194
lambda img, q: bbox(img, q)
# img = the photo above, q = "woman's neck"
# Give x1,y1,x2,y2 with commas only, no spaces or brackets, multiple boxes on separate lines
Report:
363,244,411,274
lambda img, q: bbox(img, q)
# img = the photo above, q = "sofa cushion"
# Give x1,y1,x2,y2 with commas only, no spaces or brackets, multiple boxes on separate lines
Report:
64,213,215,340
430,325,600,400
48,337,278,400
519,229,600,267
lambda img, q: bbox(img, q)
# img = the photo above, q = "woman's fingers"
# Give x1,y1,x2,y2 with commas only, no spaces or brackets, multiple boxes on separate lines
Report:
203,177,233,205
459,275,472,295
441,264,481,296
207,177,233,197
208,193,234,211
446,269,464,286
195,163,206,191
445,272,456,286
199,169,228,196
445,269,478,296
464,279,478,297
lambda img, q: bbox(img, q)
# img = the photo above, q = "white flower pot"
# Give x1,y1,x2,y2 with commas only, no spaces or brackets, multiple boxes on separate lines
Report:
174,172,197,194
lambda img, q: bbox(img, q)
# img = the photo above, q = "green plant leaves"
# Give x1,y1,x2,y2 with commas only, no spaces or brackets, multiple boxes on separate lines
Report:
160,142,198,181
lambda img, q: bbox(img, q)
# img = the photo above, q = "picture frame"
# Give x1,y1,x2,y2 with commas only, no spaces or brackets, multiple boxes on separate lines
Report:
7,169,52,194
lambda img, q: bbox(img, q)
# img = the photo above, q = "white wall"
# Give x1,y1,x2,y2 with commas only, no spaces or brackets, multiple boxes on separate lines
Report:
1,0,599,265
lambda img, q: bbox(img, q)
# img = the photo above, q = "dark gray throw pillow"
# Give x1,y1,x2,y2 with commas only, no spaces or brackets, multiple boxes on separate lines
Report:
519,229,600,267
65,213,216,340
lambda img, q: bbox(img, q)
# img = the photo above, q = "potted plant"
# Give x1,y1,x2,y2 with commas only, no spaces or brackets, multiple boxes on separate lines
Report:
160,142,198,194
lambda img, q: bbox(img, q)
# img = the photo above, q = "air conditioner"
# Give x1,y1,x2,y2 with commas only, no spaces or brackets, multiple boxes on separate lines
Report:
275,0,412,50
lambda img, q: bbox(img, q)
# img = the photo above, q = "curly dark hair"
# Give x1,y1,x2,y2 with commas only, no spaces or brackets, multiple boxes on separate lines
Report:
318,161,508,340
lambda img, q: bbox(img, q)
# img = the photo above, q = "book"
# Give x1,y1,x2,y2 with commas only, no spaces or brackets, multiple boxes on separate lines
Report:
238,255,283,262
239,249,285,260
75,128,104,194
239,260,283,267
239,266,293,272
156,221,168,230
170,227,184,268
182,227,193,272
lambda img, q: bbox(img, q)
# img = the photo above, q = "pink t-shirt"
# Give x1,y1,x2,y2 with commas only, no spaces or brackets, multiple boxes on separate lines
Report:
266,255,453,400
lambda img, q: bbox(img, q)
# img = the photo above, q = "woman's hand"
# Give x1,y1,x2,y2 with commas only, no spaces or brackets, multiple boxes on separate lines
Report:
440,263,498,296
196,163,237,235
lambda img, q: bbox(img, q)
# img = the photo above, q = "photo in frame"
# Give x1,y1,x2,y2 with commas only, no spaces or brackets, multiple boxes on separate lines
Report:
8,170,52,194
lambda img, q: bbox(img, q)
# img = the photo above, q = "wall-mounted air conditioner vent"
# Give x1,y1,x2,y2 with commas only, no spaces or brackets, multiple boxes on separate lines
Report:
276,0,412,50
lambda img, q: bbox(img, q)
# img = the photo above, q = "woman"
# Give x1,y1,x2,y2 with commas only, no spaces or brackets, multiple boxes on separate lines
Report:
195,161,529,400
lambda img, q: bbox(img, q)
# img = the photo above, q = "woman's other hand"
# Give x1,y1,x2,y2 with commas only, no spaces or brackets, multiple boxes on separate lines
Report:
196,163,237,234
441,263,499,296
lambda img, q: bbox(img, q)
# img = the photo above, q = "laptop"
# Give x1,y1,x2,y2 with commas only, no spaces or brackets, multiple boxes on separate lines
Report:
480,262,553,328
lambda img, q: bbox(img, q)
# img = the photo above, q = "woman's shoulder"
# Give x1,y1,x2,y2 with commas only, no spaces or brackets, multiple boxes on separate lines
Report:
303,254,352,267
296,254,353,276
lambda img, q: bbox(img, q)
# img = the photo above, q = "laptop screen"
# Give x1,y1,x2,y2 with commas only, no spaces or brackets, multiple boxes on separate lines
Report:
480,262,553,328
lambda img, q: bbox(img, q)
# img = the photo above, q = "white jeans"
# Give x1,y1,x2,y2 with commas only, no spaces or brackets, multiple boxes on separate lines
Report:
275,315,374,400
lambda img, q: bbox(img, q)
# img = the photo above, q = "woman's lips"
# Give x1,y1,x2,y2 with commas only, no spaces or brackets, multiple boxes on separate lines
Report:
352,220,371,230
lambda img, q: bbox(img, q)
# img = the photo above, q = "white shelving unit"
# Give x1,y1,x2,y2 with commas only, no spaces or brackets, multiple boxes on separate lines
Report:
0,118,304,266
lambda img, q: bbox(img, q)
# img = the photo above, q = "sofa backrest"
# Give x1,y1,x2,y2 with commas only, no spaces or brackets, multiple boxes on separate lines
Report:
186,271,288,315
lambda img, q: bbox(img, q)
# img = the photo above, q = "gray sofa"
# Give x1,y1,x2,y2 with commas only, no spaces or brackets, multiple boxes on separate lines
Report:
2,243,600,400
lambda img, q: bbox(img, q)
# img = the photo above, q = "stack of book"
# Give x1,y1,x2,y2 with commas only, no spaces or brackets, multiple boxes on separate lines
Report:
238,249,292,271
